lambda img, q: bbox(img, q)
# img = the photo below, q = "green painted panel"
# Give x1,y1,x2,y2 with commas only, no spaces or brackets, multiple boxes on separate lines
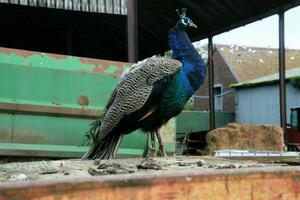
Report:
11,114,90,145
0,63,118,108
0,49,233,158
0,113,14,143
0,143,144,158
0,113,148,157
0,48,149,158
175,111,234,134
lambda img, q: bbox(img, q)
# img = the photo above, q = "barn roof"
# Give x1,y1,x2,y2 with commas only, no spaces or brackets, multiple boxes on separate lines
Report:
137,0,300,60
216,44,300,82
0,0,299,61
231,67,300,88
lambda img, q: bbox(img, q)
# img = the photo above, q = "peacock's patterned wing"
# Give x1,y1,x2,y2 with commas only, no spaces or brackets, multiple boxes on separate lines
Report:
98,57,182,139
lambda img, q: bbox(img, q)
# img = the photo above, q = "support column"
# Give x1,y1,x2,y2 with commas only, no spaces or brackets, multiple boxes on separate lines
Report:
279,11,287,145
127,0,138,62
208,37,215,130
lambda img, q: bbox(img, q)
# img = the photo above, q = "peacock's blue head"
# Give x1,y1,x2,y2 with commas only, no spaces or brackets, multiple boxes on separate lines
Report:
176,8,197,29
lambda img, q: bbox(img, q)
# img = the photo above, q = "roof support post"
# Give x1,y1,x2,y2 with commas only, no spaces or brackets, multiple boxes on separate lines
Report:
279,10,287,145
208,37,216,130
127,0,138,62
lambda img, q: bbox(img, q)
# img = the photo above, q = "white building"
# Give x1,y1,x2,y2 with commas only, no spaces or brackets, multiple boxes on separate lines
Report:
232,67,300,125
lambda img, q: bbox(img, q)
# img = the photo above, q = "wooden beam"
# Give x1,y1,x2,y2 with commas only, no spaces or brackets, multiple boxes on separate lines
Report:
1,166,300,199
279,10,287,144
127,0,138,62
208,37,215,130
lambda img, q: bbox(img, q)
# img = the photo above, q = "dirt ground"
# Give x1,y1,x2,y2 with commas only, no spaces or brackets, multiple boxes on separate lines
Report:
0,156,299,183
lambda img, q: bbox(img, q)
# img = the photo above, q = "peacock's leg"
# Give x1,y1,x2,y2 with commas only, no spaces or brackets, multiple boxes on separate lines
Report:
148,131,156,157
155,130,167,157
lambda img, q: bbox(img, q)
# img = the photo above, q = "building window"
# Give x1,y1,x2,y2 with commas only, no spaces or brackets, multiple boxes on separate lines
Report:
214,84,223,111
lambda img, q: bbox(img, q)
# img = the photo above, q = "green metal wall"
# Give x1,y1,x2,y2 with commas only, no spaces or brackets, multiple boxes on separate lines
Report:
175,111,235,138
0,47,235,158
0,47,148,158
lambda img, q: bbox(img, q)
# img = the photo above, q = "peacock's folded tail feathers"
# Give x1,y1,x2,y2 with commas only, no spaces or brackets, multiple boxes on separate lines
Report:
96,57,182,138
83,56,182,159
82,127,123,160
83,111,105,147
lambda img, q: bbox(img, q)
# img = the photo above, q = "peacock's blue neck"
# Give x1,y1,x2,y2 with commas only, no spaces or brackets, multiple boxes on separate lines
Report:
168,23,206,95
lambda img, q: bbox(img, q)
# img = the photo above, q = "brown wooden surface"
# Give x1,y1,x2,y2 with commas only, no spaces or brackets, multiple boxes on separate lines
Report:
1,157,300,199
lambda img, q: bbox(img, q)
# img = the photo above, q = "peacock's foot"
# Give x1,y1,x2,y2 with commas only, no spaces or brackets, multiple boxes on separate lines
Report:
156,130,167,157
148,147,156,157
146,130,168,157
147,146,167,157
147,131,156,157
158,145,167,157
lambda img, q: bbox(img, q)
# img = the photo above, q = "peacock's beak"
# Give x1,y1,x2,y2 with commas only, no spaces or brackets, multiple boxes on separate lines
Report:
190,22,197,29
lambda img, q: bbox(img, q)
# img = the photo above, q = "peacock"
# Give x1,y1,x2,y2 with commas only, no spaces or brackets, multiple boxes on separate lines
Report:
82,8,206,160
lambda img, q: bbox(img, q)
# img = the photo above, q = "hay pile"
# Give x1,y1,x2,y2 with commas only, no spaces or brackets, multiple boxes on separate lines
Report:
206,123,284,155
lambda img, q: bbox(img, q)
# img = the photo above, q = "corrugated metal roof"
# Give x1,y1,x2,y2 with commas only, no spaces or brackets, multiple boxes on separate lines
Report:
0,0,300,61
0,0,127,14
137,0,300,59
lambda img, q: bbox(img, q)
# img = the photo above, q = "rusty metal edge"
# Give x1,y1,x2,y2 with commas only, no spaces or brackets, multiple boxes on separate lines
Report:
1,166,300,199
0,47,133,67
0,102,102,119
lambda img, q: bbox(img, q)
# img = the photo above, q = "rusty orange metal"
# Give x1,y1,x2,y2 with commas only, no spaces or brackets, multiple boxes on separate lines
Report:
1,167,300,200
0,47,132,76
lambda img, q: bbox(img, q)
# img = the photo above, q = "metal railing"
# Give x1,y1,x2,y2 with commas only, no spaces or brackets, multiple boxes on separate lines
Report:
0,0,127,14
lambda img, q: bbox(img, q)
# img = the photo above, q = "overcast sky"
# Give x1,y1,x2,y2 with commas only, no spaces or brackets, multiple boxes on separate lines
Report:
197,6,300,49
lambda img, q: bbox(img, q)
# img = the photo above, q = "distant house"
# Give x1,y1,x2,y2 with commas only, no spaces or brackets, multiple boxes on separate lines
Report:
231,67,300,125
193,44,300,113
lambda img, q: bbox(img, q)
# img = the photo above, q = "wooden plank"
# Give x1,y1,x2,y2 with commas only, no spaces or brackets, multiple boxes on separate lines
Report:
81,0,89,12
73,0,80,11
1,157,300,199
38,0,47,7
120,0,126,15
0,156,299,182
28,0,37,6
113,0,119,14
9,0,18,4
97,0,105,13
105,0,113,13
47,0,55,8
19,0,28,5
55,0,63,9
89,0,97,12
63,0,71,10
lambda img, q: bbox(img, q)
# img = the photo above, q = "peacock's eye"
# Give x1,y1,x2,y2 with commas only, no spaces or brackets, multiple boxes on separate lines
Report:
182,18,188,25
